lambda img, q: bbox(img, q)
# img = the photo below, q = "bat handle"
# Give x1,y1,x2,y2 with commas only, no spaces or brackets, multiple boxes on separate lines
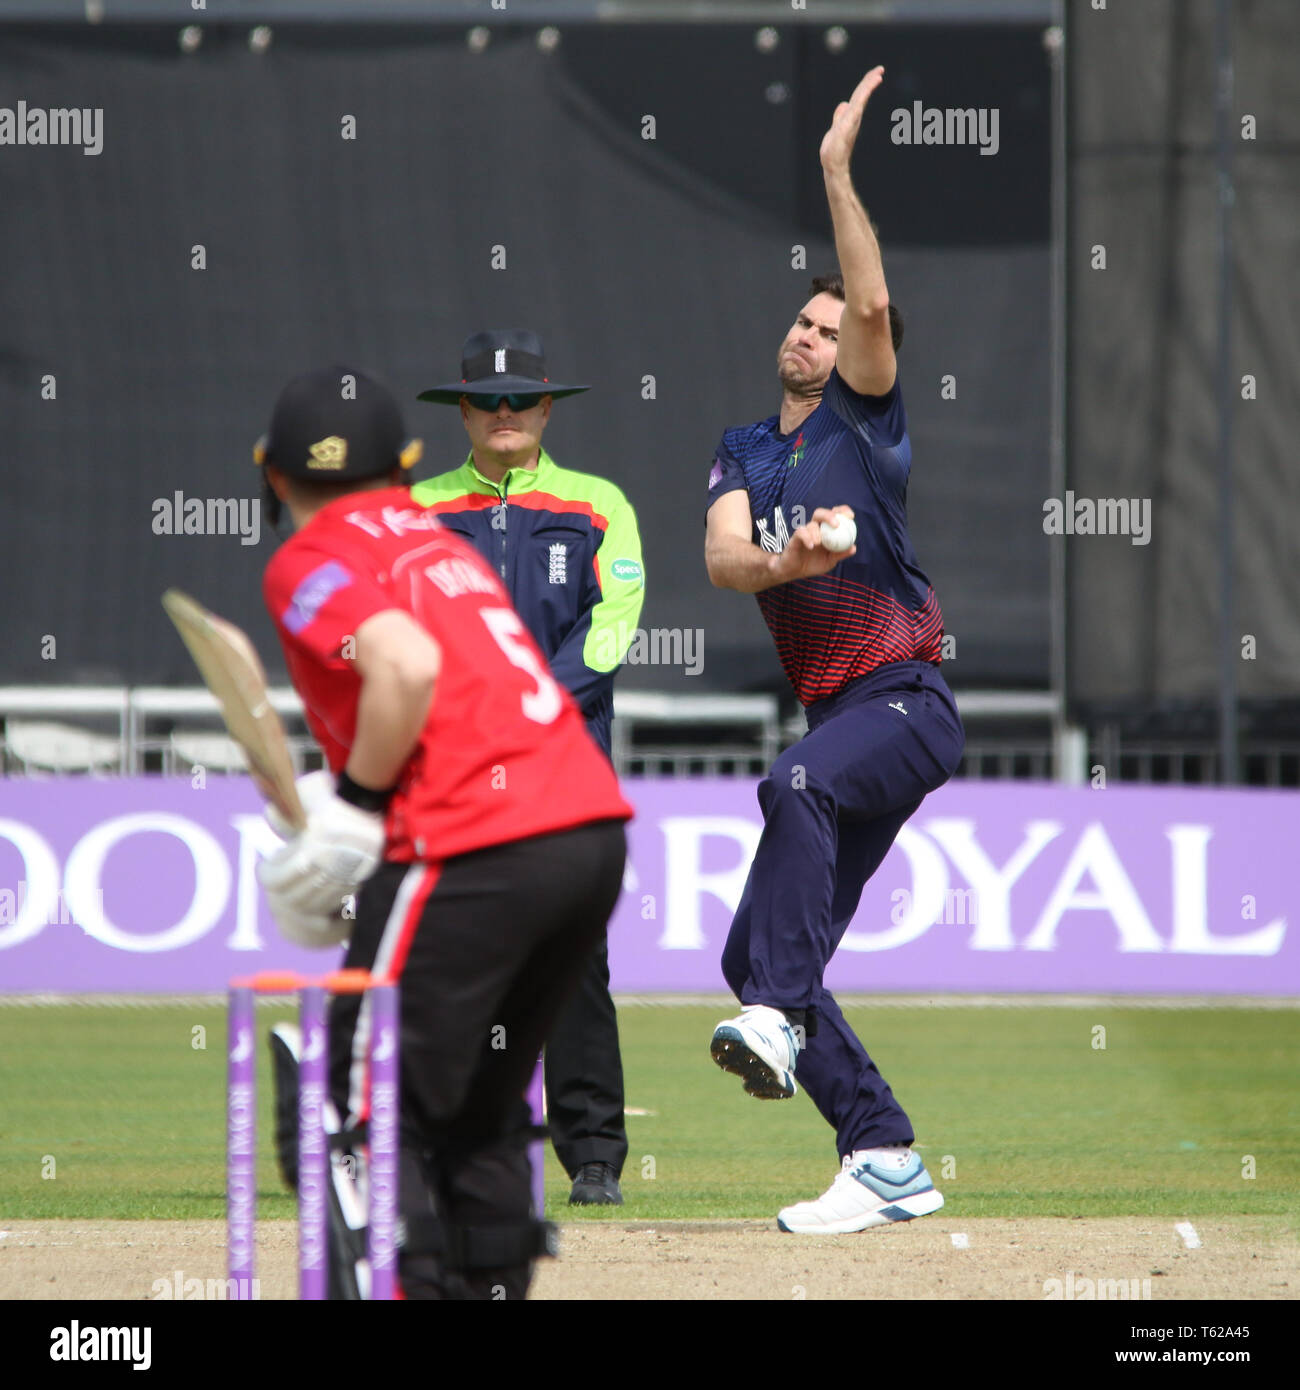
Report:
252,770,308,832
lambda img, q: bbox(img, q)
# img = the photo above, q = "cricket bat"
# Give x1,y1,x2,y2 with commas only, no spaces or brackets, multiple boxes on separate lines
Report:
162,588,307,831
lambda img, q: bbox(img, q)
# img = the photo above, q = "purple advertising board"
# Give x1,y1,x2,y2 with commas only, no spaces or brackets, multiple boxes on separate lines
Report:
0,777,1295,995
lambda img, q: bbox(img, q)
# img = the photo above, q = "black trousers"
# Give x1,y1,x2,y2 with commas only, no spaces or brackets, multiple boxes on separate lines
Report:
543,718,628,1179
328,819,626,1299
543,931,628,1178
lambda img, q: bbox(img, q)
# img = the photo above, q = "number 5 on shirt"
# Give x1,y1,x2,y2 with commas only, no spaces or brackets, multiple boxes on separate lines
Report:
480,607,564,725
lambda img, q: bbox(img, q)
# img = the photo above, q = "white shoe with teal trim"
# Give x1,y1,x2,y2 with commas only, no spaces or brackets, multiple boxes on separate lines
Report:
710,1004,801,1099
777,1147,944,1233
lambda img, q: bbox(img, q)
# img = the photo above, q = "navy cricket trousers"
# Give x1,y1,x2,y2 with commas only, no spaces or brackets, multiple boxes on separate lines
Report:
720,659,964,1157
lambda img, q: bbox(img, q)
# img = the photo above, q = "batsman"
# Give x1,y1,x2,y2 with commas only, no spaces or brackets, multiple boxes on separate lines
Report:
704,69,965,1233
252,366,631,1297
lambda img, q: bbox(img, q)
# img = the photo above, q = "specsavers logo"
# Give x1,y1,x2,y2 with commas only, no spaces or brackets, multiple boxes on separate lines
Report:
610,558,643,585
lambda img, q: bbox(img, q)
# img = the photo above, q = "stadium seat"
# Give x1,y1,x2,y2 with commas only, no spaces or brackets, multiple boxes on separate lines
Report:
168,730,249,774
3,719,123,774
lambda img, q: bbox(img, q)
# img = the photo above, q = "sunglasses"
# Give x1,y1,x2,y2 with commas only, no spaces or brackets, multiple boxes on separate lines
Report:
464,393,545,413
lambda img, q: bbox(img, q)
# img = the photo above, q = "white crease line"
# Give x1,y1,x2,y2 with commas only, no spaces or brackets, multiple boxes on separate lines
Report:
1175,1222,1202,1249
950,1233,970,1249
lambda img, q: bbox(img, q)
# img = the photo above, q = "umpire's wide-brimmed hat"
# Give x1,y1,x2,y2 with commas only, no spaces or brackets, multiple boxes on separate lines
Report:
417,329,590,405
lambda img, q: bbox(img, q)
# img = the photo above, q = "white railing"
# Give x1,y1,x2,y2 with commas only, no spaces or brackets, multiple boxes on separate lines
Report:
610,691,781,773
0,685,1080,780
0,686,133,775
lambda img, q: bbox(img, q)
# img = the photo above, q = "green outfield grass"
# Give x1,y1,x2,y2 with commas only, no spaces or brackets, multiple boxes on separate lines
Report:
1,1001,1296,1222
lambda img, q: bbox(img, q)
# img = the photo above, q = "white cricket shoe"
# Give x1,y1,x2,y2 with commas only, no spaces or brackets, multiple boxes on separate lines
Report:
710,1004,801,1099
777,1148,944,1234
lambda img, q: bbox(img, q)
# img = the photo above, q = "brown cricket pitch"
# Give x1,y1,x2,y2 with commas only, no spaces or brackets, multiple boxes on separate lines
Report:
0,1217,1293,1301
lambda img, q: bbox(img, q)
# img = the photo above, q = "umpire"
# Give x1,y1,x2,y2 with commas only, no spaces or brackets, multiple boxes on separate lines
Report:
414,329,645,1205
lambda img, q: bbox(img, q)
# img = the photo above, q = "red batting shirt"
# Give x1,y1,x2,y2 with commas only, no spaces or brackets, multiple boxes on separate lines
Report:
263,488,632,862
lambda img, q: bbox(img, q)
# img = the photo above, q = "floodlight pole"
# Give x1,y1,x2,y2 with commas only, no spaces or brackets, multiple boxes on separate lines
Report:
1046,8,1080,782
1214,0,1238,784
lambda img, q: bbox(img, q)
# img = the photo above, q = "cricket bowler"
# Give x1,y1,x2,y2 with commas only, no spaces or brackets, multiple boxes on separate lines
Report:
703,69,965,1234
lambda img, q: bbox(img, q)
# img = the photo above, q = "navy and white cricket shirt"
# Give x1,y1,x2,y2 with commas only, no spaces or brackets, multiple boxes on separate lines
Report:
706,368,945,707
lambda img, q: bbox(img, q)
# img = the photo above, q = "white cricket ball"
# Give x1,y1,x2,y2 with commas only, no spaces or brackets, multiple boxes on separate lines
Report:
819,516,857,552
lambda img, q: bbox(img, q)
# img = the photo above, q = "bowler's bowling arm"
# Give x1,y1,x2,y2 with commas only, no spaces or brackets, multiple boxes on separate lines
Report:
820,67,896,398
823,171,896,399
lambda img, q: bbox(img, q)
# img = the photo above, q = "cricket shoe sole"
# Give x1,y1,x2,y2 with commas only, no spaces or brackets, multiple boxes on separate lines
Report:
710,1008,800,1100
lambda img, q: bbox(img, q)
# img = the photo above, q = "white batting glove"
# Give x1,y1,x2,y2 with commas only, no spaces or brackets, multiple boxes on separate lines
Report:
257,777,385,918
263,770,340,842
266,894,352,951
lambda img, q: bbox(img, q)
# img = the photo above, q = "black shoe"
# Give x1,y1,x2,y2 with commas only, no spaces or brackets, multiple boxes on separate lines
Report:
569,1161,623,1206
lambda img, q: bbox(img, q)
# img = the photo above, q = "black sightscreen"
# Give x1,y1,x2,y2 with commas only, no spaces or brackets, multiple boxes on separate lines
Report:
0,21,1051,695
